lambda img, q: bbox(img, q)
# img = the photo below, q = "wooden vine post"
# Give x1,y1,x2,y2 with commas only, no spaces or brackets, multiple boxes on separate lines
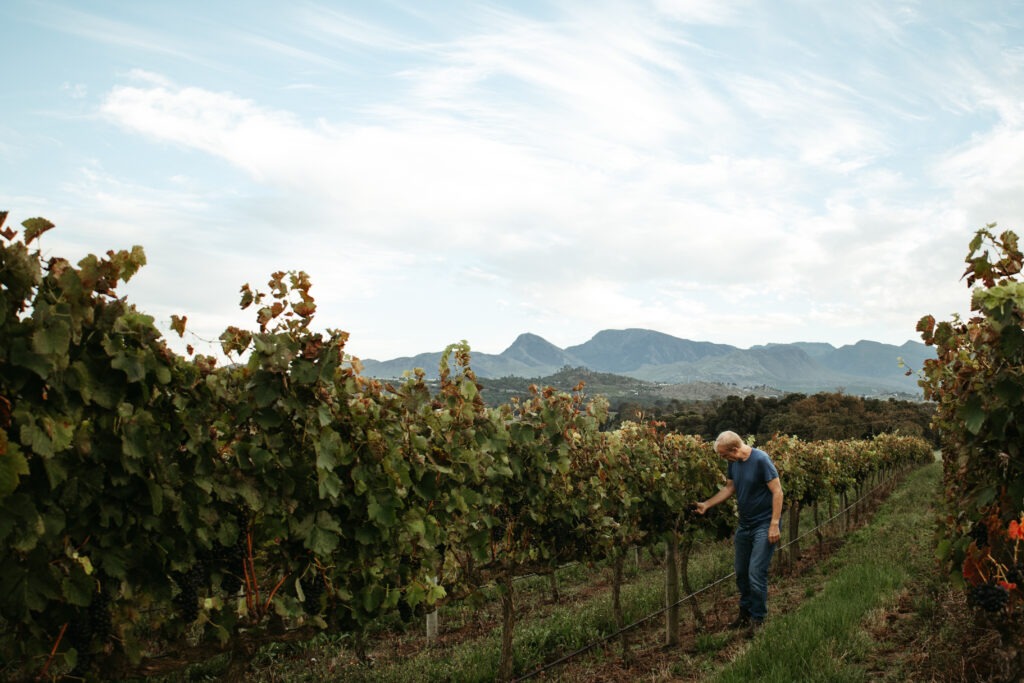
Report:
664,532,679,647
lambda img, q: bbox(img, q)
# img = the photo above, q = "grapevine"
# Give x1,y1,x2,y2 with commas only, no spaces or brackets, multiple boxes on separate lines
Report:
919,224,1024,676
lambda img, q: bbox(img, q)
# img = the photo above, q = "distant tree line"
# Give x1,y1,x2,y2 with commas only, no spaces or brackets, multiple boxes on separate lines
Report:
610,392,937,446
472,367,936,445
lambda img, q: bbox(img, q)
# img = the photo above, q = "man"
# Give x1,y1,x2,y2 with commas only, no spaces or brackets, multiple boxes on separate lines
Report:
694,430,783,637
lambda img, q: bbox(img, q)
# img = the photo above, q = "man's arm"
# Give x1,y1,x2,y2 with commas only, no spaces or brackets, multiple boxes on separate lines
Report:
767,477,783,544
695,480,736,515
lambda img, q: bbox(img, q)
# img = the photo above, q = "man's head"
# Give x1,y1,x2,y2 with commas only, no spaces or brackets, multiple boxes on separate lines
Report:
715,430,745,461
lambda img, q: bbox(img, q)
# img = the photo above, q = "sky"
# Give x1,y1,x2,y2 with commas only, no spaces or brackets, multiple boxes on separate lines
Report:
3,1,1024,364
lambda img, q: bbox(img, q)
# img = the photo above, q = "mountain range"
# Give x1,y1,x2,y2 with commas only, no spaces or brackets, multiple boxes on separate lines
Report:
358,329,934,396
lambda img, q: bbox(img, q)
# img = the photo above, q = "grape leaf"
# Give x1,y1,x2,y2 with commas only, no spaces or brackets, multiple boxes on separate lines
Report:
958,396,986,435
21,217,54,244
0,442,29,497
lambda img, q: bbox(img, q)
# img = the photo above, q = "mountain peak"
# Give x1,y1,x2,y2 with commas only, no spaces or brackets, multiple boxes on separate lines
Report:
501,333,579,367
566,328,735,373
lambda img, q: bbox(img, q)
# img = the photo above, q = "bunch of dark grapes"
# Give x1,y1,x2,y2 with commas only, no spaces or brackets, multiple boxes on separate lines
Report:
302,568,326,615
969,582,1009,613
397,598,414,623
64,609,95,674
435,543,447,573
63,588,113,676
172,563,207,623
969,521,989,548
640,509,670,534
211,534,248,595
88,590,112,643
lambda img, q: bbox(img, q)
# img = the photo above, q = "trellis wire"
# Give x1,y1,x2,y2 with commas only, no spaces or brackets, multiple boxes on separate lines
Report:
511,468,905,681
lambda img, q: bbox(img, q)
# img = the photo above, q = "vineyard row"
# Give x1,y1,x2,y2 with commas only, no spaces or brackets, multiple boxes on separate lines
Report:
0,215,932,680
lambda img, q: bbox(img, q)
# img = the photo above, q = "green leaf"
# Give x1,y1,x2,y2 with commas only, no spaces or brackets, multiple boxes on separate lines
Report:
318,471,342,500
111,352,146,383
355,525,376,545
290,359,319,385
122,420,151,459
20,417,74,458
459,380,478,401
405,517,426,538
958,395,986,435
147,479,164,515
316,429,340,470
32,318,71,356
317,405,333,427
236,482,263,511
62,569,95,606
993,378,1023,405
361,585,385,613
110,245,147,283
10,341,53,379
22,217,55,244
0,441,29,497
307,525,340,556
2,559,57,614
252,375,280,408
973,485,997,508
41,456,68,488
96,546,130,579
368,499,397,526
1001,323,1024,356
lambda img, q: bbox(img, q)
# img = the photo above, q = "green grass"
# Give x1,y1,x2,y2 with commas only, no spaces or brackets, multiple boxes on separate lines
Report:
331,541,737,682
712,461,940,683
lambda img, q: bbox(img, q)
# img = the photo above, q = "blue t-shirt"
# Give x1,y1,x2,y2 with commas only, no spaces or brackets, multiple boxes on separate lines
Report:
727,448,779,528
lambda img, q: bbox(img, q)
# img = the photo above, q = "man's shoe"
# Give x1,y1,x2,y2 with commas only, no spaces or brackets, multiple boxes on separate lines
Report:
746,619,764,638
728,612,751,629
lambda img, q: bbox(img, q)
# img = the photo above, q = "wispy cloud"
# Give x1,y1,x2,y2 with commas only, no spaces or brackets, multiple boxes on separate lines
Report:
299,3,419,53
12,0,1024,358
28,4,205,64
233,32,351,72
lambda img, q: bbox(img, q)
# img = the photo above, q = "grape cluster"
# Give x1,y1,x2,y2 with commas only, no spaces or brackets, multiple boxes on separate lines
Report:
435,543,447,575
64,589,112,675
639,509,671,534
88,590,112,642
64,612,94,674
172,563,207,623
969,521,989,548
211,534,248,595
969,582,1009,613
302,568,326,615
397,598,414,623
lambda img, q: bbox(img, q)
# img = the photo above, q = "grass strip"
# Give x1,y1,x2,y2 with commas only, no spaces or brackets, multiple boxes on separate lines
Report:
713,462,941,683
337,546,736,682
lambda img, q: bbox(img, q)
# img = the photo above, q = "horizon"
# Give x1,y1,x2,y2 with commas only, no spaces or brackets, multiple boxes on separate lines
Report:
358,327,927,362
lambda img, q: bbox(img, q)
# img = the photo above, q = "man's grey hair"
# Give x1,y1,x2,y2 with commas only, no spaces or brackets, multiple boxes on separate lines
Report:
714,430,744,452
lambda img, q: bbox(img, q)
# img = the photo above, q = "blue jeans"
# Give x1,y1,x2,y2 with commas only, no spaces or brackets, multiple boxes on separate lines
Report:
734,523,778,621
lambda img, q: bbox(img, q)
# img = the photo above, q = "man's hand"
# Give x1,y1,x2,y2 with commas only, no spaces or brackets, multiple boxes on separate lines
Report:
768,522,781,544
694,501,709,515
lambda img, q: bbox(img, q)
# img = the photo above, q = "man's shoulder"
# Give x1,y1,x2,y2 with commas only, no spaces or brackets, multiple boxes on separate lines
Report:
750,448,779,471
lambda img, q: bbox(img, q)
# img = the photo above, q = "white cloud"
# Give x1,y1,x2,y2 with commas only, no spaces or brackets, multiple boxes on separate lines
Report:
652,0,746,25
12,0,1019,359
95,60,974,353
